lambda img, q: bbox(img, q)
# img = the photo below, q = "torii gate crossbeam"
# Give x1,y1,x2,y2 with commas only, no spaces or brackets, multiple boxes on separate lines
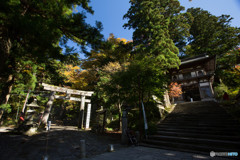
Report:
41,83,93,129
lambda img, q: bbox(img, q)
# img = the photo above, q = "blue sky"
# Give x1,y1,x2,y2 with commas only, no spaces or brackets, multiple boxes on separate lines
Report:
71,0,240,58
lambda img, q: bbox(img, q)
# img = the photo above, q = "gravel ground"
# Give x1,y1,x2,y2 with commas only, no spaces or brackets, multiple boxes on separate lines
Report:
0,125,126,160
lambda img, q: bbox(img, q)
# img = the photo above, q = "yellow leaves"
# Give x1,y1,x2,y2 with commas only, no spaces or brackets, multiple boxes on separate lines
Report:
72,66,80,70
116,38,128,44
103,62,122,73
63,64,98,90
73,70,98,90
108,34,131,45
22,70,31,74
63,65,81,84
116,37,131,44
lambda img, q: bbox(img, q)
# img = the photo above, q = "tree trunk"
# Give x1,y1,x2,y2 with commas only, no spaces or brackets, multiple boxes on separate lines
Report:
0,28,13,122
0,28,12,75
138,79,143,133
0,74,15,121
0,110,4,123
102,111,106,133
41,92,55,125
118,103,122,131
60,102,66,120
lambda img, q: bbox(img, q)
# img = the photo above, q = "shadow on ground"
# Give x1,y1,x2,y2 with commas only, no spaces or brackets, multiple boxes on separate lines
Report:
0,125,124,160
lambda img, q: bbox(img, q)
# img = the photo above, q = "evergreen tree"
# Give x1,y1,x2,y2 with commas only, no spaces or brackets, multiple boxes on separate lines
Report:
0,0,103,109
0,0,103,121
124,0,191,57
123,0,181,98
123,0,182,131
185,8,240,56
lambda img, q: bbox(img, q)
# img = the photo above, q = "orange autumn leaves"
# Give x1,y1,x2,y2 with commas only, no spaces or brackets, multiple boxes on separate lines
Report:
168,82,182,98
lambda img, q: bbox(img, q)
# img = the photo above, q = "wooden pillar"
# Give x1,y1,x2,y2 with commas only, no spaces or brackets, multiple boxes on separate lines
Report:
78,95,85,129
198,82,204,100
41,91,55,125
85,103,91,129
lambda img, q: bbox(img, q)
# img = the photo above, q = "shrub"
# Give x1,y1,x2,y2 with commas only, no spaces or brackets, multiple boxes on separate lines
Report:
0,104,12,113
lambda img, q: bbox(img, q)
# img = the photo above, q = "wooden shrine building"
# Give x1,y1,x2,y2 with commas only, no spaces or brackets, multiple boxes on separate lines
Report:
170,55,216,102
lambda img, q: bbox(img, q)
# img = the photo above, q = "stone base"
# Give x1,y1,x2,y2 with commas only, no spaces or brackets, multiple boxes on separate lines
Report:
24,127,38,136
201,98,216,102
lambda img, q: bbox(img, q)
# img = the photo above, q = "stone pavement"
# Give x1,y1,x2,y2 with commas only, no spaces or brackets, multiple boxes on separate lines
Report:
86,146,230,160
0,125,124,160
0,126,234,160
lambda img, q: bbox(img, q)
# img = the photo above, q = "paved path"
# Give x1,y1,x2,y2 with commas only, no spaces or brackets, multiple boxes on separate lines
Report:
0,126,232,160
0,125,123,160
86,146,229,160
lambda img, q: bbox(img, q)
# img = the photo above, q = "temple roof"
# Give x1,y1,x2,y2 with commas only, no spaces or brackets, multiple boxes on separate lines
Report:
181,55,210,65
170,54,216,73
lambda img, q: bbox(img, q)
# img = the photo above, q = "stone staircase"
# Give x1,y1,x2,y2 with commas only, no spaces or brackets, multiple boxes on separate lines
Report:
141,101,240,156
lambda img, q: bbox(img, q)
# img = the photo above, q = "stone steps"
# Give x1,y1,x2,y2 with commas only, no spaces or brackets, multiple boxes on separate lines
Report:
139,143,208,155
141,101,240,155
155,130,240,141
157,125,240,133
140,142,240,157
147,135,240,149
142,139,240,153
156,127,240,136
159,124,240,128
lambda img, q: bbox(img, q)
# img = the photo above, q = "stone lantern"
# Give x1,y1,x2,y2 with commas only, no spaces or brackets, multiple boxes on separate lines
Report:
26,98,40,126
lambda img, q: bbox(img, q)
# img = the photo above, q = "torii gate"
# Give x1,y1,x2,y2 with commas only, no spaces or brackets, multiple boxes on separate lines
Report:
41,83,93,129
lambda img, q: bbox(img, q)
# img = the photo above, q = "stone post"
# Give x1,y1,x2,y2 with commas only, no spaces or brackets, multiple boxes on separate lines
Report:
78,95,85,129
121,109,128,144
79,140,86,158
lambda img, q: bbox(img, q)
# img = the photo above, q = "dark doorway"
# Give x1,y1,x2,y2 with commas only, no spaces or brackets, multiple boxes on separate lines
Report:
182,85,201,101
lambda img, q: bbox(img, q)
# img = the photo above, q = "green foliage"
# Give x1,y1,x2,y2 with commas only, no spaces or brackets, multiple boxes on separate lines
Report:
0,0,103,107
185,8,240,56
127,100,160,133
107,118,120,130
214,81,240,100
214,82,229,99
2,117,17,126
0,104,12,113
216,48,240,89
123,0,181,101
124,0,181,61
183,7,240,91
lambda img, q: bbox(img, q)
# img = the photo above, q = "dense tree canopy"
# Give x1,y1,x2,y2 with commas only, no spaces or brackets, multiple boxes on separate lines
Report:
0,0,103,121
216,48,240,88
1,0,239,129
184,8,240,56
123,0,181,100
0,0,103,102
